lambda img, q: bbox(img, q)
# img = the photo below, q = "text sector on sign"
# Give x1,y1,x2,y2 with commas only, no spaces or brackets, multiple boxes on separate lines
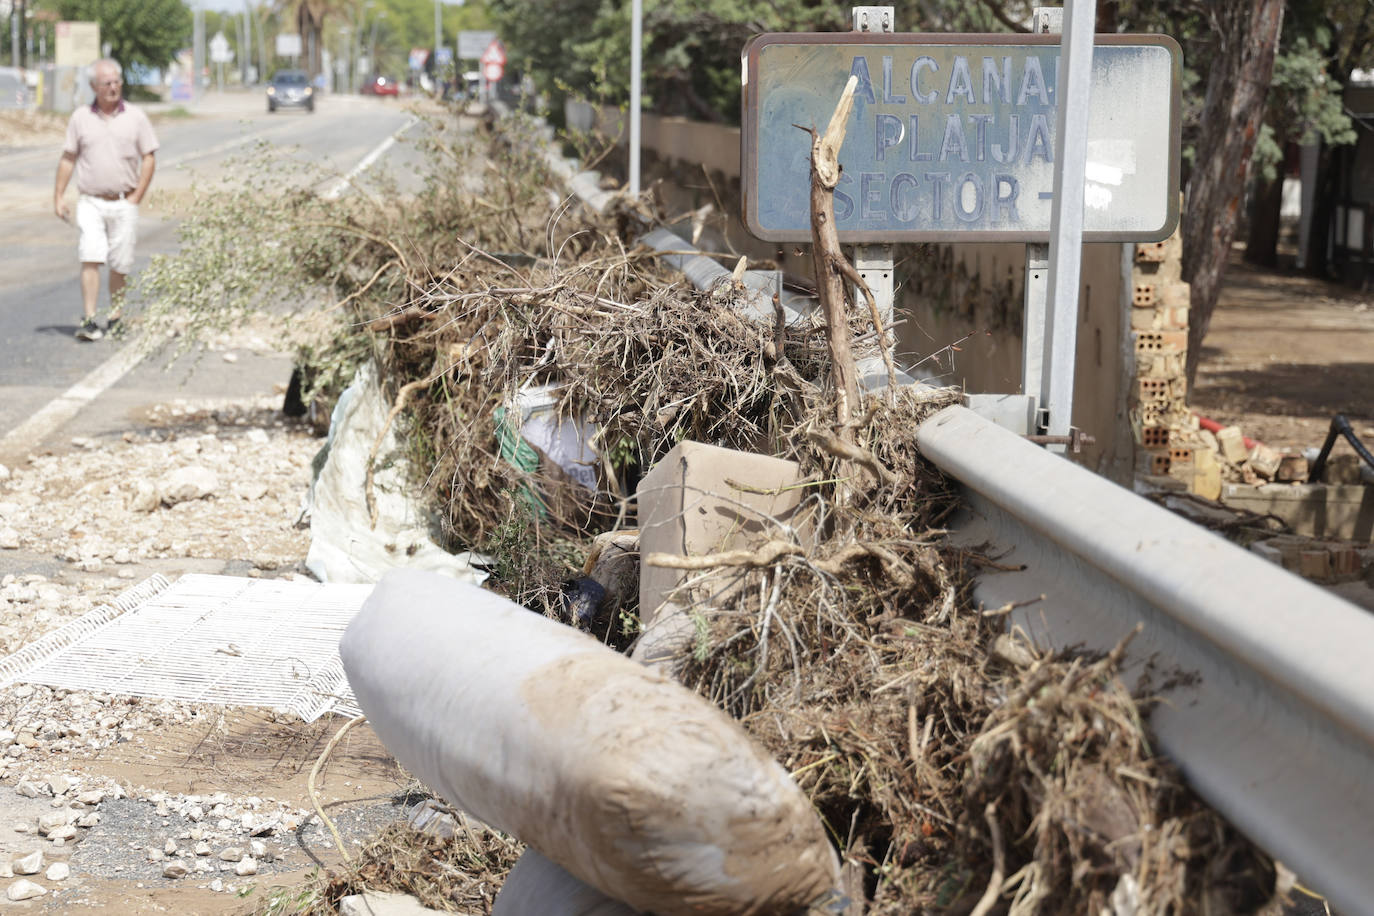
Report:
742,33,1181,243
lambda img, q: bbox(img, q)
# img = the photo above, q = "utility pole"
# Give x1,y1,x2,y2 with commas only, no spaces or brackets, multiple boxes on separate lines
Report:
629,0,641,194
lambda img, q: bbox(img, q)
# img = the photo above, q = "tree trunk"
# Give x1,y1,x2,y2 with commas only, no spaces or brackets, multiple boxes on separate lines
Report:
1243,171,1285,269
1305,142,1340,280
1182,0,1285,387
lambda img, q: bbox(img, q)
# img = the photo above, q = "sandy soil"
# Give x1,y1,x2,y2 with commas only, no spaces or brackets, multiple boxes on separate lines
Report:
1192,251,1374,453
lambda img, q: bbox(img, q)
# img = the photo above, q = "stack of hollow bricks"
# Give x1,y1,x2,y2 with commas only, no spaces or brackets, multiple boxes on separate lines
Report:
1130,226,1218,496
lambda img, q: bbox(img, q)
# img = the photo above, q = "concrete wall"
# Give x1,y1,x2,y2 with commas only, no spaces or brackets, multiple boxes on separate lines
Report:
580,102,1130,477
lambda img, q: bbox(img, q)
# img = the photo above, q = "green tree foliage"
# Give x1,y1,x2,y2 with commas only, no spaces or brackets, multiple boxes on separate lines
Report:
45,0,191,71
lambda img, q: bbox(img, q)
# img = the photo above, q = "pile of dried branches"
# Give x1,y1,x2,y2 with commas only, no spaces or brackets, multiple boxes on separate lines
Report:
276,111,1277,913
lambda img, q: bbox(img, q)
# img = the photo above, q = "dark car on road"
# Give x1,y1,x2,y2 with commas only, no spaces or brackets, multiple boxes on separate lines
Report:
267,69,313,113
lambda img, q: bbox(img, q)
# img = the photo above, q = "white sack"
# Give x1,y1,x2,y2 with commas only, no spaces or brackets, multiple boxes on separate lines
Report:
340,569,840,916
515,383,599,491
305,362,487,585
493,849,642,916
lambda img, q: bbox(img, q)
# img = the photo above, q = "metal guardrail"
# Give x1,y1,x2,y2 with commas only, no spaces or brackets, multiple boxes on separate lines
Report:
917,405,1374,915
543,128,1374,914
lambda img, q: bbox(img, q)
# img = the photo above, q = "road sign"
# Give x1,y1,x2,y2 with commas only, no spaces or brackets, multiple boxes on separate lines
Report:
435,47,453,67
741,33,1181,243
209,32,233,65
458,30,496,59
483,61,504,83
480,40,506,67
55,21,100,68
276,33,302,58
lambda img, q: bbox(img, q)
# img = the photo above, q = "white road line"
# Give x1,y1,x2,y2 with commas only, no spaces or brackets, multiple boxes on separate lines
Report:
0,335,149,455
323,115,419,200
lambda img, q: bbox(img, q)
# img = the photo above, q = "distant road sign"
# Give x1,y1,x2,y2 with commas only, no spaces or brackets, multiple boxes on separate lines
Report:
480,40,506,67
275,33,302,58
483,61,503,82
458,30,496,59
55,21,100,68
435,47,453,67
209,32,233,65
742,33,1181,243
409,48,429,70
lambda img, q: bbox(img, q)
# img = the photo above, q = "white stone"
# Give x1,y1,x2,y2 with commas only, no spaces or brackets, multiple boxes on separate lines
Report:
218,847,243,862
0,529,18,550
46,776,70,797
210,877,224,892
159,466,219,504
0,464,8,480
234,856,257,876
14,781,42,798
162,861,188,879
249,840,267,859
77,790,104,805
76,814,99,828
186,805,204,822
164,840,177,855
129,480,160,513
194,841,211,856
13,850,42,875
146,848,163,862
6,878,46,900
45,862,69,881
38,812,72,832
47,825,77,842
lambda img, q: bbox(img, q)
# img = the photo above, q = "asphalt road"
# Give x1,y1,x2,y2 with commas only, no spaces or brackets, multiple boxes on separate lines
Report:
0,90,429,458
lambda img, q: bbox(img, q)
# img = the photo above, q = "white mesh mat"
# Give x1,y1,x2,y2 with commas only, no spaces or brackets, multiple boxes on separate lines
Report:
0,574,375,722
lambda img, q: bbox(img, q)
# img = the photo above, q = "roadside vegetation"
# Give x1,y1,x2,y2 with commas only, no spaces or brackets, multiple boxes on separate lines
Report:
133,100,1282,913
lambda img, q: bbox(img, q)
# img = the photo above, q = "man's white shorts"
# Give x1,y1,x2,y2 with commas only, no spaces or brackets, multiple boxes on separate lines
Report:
76,196,139,274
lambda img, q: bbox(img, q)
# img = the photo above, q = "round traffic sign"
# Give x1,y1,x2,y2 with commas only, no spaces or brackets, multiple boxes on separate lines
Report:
483,61,504,82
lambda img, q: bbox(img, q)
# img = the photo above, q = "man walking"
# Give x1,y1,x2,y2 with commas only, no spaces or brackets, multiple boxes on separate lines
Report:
53,58,158,341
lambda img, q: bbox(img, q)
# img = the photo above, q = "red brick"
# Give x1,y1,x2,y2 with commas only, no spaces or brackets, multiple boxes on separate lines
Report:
1135,240,1168,263
1141,426,1170,448
1159,281,1191,307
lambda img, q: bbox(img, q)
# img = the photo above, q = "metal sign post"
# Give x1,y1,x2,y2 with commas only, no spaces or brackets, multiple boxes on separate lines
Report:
1039,0,1096,453
851,7,896,334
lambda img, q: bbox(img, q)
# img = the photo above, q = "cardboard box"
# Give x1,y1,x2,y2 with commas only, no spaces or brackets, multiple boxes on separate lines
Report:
636,441,810,625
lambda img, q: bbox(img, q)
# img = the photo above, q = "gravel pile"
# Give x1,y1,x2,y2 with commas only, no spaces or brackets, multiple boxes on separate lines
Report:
0,390,339,900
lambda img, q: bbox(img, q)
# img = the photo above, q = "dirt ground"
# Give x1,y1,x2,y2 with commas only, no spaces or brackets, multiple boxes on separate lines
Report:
1191,249,1374,453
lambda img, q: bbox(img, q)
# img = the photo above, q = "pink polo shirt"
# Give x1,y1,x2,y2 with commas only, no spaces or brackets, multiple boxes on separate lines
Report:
63,99,160,197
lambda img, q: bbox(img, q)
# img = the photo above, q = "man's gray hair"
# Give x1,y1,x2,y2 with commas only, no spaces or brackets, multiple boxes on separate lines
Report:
89,58,122,86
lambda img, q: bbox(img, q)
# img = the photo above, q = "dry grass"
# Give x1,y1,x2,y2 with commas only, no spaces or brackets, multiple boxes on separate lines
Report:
247,109,1278,913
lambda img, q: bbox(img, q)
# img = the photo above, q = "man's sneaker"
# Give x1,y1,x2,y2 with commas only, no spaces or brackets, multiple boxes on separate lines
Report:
75,319,103,341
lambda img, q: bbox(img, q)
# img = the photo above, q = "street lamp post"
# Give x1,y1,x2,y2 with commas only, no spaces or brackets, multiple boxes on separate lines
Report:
368,11,385,72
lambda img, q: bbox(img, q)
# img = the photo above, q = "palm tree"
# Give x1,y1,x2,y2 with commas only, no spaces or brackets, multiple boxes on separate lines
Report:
275,0,352,79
